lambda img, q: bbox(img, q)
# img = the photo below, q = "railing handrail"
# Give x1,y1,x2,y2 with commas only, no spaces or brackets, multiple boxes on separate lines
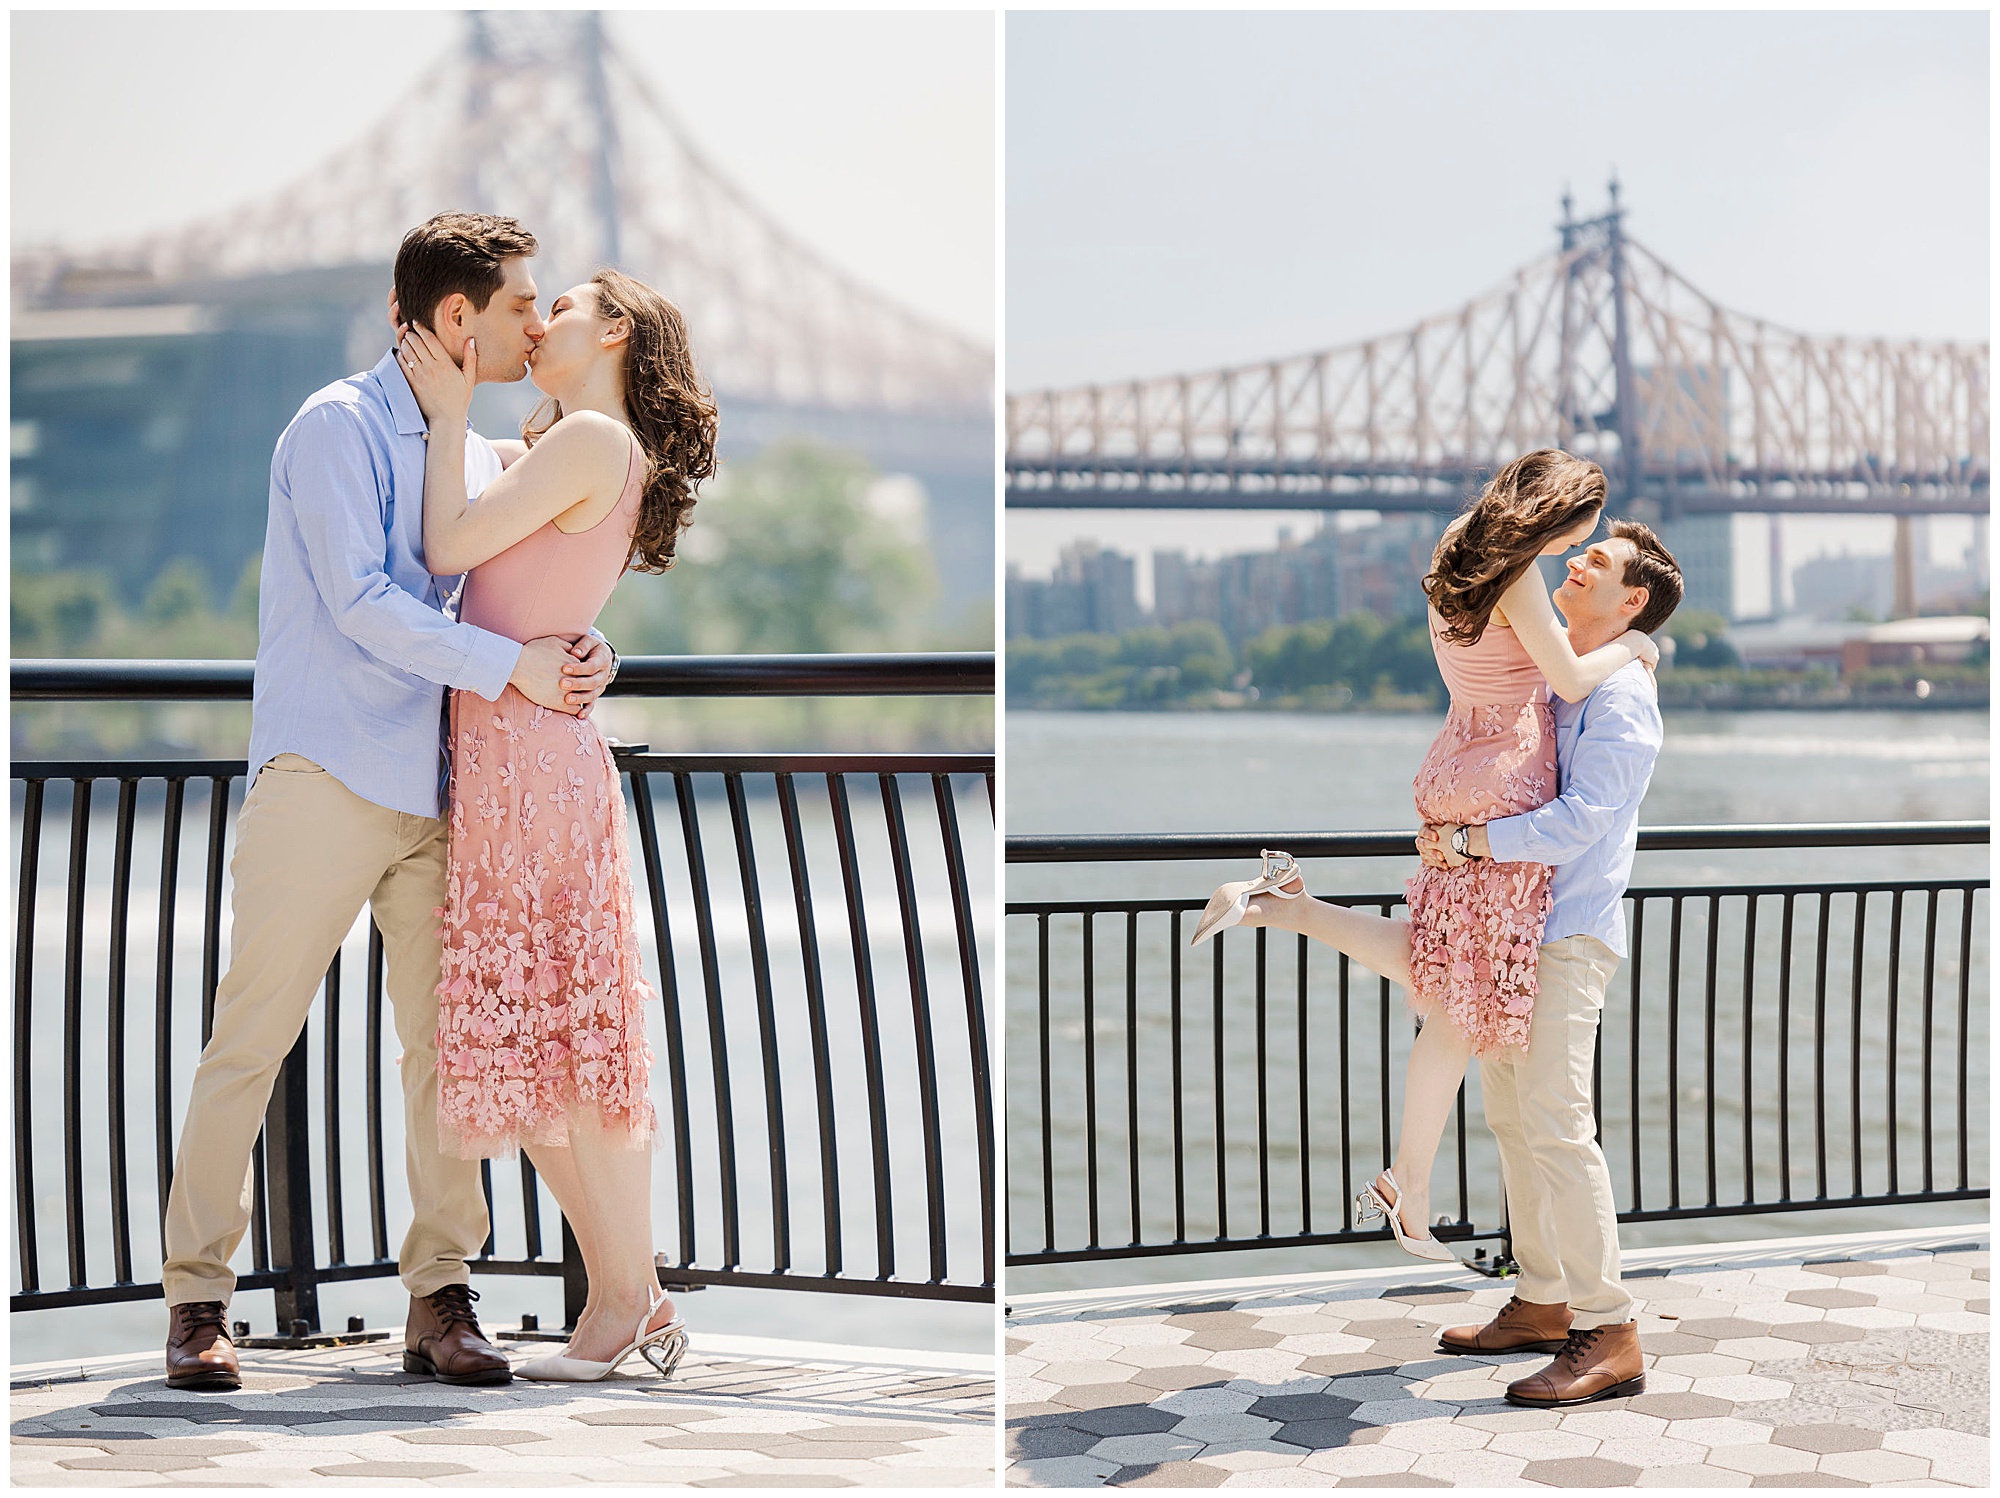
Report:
1008,821,1992,862
10,652,995,701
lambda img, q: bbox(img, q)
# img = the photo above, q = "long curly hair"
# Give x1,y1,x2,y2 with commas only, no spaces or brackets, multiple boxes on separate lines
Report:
524,269,719,572
1422,449,1606,645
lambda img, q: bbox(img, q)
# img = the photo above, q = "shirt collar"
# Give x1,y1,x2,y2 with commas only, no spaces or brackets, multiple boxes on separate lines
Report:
370,348,431,438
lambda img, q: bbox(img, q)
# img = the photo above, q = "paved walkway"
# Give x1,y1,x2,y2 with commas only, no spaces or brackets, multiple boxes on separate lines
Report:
12,1332,993,1487
1006,1224,1986,1488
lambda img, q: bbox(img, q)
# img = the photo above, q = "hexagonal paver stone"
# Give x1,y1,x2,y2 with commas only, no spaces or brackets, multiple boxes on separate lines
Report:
1770,1424,1884,1455
1372,1338,1455,1366
1799,1259,1887,1277
1340,1316,1418,1337
1784,1287,1878,1309
1676,1318,1771,1341
1163,1310,1257,1331
1129,1365,1226,1393
1640,1332,1720,1356
770,1439,918,1460
1274,1417,1367,1451
577,1409,713,1425
1626,1392,1737,1420
396,1428,549,1445
694,1477,857,1488
1070,1405,1182,1438
1325,1374,1420,1403
1744,1474,1863,1487
312,1462,478,1479
1180,1327,1283,1352
1008,1423,1101,1459
1302,1352,1400,1378
1378,1286,1476,1306
1520,1455,1645,1486
90,1400,342,1426
55,1454,217,1473
1107,1460,1230,1486
1058,1383,1161,1411
1324,1473,1450,1487
1775,1320,1866,1345
1248,1393,1360,1423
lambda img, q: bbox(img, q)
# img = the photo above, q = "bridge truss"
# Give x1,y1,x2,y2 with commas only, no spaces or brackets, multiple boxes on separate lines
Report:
13,12,989,417
1007,186,1986,517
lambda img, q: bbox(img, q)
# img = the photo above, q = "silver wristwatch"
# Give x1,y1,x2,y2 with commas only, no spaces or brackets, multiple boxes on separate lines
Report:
1451,825,1473,860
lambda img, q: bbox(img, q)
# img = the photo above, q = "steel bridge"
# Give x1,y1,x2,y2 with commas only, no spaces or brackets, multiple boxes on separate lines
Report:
1007,184,1987,519
12,11,989,419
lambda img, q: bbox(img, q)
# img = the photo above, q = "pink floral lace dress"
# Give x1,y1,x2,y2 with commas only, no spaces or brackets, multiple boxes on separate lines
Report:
1403,609,1558,1056
434,435,659,1158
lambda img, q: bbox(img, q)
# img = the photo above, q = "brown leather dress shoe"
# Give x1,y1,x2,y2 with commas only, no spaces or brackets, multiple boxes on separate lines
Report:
404,1284,512,1386
1506,1321,1645,1406
165,1300,242,1391
1438,1295,1573,1355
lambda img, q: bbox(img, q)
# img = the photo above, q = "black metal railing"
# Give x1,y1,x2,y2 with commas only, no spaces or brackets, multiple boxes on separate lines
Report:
1006,824,1988,1272
13,655,994,1333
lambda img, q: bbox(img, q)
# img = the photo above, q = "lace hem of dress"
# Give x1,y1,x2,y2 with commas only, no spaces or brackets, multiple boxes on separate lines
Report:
439,1093,659,1162
1405,857,1554,1057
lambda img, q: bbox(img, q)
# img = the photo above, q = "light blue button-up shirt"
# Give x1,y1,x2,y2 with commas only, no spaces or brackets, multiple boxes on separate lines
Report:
244,350,522,819
1483,660,1663,960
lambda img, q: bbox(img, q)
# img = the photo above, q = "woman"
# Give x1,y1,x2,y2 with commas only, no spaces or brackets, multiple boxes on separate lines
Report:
399,269,718,1377
1192,449,1656,1259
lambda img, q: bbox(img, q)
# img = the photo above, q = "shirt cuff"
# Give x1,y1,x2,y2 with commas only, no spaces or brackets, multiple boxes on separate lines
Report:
456,627,522,702
1484,813,1530,865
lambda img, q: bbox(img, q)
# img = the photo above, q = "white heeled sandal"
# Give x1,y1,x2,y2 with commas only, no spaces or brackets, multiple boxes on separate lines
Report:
1355,1167,1459,1264
515,1285,689,1382
1190,849,1306,947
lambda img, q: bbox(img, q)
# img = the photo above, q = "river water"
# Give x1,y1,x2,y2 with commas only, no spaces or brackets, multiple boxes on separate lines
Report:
1006,708,1989,1293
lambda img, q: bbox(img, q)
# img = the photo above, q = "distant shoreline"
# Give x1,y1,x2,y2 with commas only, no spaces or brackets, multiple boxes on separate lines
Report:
1009,694,1991,715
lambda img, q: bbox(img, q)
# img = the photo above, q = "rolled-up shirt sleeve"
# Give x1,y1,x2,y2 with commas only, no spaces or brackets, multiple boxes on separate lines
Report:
285,405,521,700
1485,681,1663,867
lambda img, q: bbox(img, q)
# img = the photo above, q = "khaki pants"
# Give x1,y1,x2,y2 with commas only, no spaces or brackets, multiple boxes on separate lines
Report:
160,754,489,1306
1479,934,1634,1328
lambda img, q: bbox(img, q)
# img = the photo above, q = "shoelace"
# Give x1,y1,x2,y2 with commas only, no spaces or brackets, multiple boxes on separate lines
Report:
427,1284,483,1332
176,1301,228,1337
1561,1325,1606,1365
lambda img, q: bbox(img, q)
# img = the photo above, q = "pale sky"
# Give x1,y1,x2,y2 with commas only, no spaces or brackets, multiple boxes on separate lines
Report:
1005,10,1989,605
11,10,994,344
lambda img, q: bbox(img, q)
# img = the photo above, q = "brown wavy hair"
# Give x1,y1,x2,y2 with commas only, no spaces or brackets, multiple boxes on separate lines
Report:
524,269,719,572
1422,449,1607,645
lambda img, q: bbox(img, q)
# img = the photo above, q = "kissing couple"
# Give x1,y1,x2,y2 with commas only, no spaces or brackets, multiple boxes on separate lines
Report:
1195,450,1685,1407
161,212,718,1391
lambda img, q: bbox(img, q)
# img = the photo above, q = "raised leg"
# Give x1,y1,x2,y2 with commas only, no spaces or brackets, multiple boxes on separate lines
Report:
1241,883,1417,993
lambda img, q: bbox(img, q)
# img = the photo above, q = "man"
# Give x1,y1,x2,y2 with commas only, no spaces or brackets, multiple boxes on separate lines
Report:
162,213,615,1392
1424,520,1684,1408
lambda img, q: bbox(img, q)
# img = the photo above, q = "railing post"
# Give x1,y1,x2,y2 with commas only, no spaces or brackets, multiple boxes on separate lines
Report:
262,1029,321,1336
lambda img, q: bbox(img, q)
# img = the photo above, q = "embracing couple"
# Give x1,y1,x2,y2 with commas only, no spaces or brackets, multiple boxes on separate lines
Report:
161,213,718,1391
1195,449,1684,1408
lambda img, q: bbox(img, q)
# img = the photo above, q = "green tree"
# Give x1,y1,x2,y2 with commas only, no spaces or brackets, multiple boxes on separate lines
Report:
676,441,935,654
11,570,117,654
1666,609,1740,668
143,558,214,625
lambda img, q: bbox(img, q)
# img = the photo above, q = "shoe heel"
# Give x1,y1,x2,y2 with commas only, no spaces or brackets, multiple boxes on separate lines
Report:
642,1327,689,1378
1601,1374,1646,1400
401,1350,437,1378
